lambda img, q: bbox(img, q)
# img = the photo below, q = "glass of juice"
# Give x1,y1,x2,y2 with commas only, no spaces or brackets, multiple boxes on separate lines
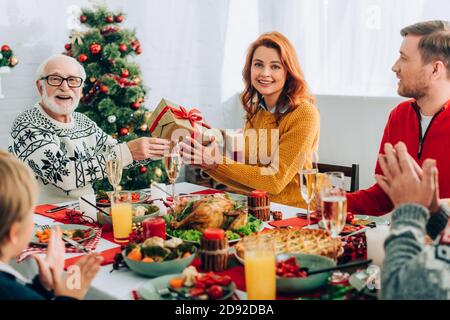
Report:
110,191,133,243
244,234,276,300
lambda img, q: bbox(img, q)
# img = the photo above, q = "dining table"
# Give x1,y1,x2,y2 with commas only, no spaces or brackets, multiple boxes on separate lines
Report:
10,182,388,300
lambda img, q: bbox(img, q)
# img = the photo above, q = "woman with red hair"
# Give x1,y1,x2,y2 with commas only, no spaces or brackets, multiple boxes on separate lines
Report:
180,32,320,208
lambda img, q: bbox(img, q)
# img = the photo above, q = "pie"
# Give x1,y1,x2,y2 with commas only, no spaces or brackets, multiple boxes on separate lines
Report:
234,228,343,260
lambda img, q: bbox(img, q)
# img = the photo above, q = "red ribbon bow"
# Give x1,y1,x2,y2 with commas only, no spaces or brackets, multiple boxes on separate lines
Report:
169,105,210,129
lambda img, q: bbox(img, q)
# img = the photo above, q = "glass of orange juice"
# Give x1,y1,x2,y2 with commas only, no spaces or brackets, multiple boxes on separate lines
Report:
244,234,276,300
110,191,133,243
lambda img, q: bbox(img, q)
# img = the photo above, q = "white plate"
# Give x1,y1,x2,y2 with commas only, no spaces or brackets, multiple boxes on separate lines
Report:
31,224,95,246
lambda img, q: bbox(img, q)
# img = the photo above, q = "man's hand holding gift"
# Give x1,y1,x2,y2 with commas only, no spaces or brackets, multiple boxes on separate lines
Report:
127,137,170,160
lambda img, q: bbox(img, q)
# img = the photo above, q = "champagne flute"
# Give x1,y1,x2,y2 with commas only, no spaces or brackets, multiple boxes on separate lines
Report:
321,172,347,238
164,143,182,203
298,151,319,225
105,143,123,194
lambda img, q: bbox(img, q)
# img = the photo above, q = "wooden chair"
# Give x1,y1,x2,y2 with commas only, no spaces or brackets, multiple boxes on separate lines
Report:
317,163,360,192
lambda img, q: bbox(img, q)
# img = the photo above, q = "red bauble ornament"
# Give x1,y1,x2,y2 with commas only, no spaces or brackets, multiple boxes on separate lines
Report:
64,43,71,51
119,44,127,53
105,16,114,23
80,15,87,23
89,43,101,54
115,15,124,23
135,46,142,55
1,45,10,52
78,54,88,63
139,166,147,174
100,85,109,94
121,69,129,78
131,102,141,110
119,127,129,136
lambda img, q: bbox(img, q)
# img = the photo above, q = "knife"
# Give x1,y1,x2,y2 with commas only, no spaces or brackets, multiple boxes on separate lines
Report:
62,236,91,253
45,202,78,213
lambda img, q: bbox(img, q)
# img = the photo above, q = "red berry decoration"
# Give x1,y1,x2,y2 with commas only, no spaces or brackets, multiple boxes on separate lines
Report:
119,127,129,136
1,45,10,52
119,44,127,53
105,16,114,23
89,43,102,54
139,166,147,174
78,54,88,63
64,43,71,51
346,212,355,224
115,15,124,23
80,15,87,23
100,85,109,94
131,102,141,110
121,69,129,78
135,46,142,55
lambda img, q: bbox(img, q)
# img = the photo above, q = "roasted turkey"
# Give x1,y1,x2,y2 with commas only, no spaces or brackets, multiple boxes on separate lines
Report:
169,194,248,232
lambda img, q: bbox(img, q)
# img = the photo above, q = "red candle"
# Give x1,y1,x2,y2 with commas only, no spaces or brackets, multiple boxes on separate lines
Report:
203,228,225,240
250,190,267,198
142,217,166,240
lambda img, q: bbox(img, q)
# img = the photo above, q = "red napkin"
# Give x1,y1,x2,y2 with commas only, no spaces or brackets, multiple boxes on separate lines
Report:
191,189,225,195
64,246,122,270
269,216,320,229
34,204,68,221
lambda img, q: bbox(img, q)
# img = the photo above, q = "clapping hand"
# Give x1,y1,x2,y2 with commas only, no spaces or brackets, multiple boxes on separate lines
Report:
374,142,437,209
32,225,65,291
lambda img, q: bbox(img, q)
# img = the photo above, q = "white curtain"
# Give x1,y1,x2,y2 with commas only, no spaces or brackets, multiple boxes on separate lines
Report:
255,0,440,97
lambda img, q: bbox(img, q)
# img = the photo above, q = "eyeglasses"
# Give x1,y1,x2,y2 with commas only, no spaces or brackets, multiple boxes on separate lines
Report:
40,75,84,88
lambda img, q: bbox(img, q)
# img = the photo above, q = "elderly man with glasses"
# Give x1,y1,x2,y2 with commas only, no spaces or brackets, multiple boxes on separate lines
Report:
8,54,169,204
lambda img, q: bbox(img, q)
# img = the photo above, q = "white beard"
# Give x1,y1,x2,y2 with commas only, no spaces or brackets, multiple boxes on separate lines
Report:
41,87,80,116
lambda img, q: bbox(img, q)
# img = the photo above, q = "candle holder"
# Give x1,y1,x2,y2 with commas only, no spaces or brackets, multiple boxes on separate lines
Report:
199,228,229,272
248,190,271,221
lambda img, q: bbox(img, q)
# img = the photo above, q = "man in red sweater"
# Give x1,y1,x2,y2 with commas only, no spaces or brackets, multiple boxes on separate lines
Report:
347,20,450,216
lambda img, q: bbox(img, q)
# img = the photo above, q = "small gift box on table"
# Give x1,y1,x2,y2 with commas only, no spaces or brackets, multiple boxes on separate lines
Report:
148,98,212,145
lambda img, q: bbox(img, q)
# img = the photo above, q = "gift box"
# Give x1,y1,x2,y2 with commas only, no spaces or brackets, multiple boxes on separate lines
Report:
148,98,211,144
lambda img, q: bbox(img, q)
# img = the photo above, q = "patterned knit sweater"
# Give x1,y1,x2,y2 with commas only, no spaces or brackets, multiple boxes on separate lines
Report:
206,99,320,208
382,204,450,300
8,103,134,204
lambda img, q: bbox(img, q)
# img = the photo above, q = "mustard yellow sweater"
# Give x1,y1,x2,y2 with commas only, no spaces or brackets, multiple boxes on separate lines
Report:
207,99,320,208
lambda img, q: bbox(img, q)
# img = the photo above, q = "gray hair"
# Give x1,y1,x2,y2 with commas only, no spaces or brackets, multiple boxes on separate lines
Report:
35,54,86,82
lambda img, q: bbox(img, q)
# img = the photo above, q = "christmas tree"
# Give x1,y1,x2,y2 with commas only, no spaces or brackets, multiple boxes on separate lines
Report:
64,4,166,191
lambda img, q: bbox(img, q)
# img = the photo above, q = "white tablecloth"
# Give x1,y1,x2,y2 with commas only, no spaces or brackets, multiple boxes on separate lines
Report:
10,182,333,300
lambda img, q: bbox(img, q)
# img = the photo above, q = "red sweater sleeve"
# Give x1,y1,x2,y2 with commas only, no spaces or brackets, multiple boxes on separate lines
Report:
347,110,396,216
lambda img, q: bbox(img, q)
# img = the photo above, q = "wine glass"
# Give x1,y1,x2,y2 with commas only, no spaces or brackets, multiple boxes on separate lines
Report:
105,143,123,194
298,151,319,225
320,172,347,238
163,143,182,203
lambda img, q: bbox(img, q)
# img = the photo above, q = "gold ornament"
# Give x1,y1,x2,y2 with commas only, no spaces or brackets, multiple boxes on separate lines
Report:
140,123,148,131
154,167,163,178
9,56,18,67
90,77,96,83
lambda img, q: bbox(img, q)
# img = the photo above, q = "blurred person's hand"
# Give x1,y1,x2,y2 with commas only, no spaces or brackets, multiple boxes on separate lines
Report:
52,253,103,300
32,225,65,291
375,142,436,209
